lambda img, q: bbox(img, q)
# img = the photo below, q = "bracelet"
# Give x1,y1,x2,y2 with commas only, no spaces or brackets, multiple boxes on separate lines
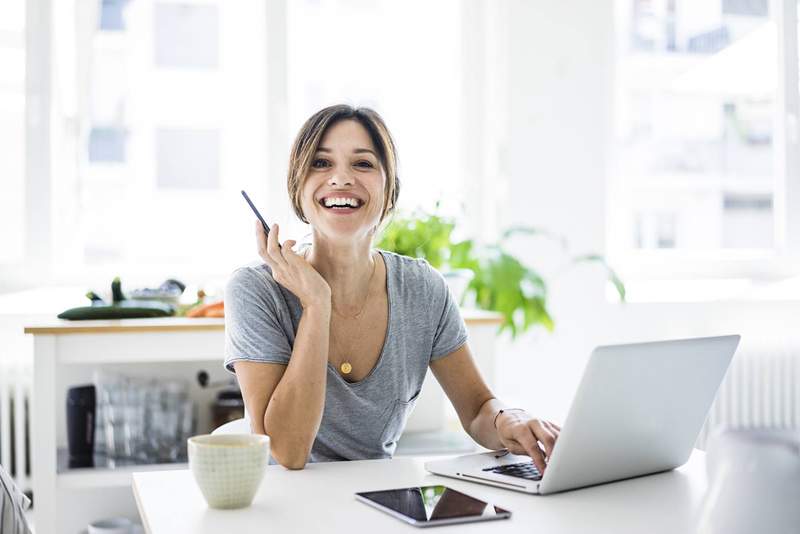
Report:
493,408,525,429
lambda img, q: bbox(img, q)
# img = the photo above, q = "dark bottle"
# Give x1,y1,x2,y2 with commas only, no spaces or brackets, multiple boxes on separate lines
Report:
66,385,96,467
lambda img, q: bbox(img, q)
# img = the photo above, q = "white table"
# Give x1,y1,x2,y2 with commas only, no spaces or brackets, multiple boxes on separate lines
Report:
25,312,501,534
133,451,709,534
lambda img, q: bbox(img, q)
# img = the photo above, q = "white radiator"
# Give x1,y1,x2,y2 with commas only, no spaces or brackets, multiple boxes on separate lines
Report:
0,349,32,494
698,345,800,449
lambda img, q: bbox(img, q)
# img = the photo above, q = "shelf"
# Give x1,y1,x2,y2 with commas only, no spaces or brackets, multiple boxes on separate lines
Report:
56,449,187,490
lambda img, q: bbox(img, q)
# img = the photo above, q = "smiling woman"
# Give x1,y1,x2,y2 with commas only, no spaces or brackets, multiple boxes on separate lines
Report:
286,105,400,230
224,105,561,471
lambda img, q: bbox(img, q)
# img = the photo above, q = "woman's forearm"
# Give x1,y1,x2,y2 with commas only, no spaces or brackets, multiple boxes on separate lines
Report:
264,303,331,468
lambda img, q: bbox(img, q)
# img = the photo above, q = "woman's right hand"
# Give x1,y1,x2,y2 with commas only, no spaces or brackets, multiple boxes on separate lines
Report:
256,221,331,310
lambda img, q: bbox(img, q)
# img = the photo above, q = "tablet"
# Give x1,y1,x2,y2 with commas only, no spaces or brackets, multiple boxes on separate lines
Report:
355,485,511,527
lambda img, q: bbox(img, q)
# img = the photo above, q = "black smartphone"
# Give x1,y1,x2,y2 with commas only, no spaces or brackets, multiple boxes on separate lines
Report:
241,190,280,249
241,190,271,234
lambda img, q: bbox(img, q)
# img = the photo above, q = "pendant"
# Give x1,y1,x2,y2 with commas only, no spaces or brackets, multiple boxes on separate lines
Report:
340,362,352,374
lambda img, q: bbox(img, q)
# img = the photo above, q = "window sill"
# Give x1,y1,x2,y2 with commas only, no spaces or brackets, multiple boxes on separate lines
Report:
615,275,800,304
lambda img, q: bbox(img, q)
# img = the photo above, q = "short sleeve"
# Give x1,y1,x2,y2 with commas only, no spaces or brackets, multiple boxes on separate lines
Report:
224,266,293,373
429,267,469,361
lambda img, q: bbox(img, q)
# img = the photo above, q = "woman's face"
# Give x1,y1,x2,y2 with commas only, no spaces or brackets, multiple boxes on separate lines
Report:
300,119,387,241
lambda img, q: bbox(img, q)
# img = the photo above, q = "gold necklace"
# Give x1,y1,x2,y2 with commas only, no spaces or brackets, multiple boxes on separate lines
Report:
332,253,377,319
307,249,378,376
331,326,357,376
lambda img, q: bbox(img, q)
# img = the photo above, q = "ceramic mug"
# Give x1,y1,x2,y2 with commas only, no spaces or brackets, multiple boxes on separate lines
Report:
87,517,132,534
188,434,270,509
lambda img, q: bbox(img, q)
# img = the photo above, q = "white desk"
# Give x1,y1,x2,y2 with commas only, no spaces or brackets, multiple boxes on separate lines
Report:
25,313,501,534
133,451,708,534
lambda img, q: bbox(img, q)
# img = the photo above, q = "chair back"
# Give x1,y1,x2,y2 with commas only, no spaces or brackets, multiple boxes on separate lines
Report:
211,417,250,435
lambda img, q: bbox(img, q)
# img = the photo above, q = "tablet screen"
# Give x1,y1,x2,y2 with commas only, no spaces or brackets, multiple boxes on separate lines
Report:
356,485,511,526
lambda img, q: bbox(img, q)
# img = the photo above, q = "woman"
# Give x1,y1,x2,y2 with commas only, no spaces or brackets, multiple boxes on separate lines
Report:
224,104,560,471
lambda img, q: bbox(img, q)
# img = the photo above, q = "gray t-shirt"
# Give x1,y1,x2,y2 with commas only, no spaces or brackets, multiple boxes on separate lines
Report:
223,249,468,462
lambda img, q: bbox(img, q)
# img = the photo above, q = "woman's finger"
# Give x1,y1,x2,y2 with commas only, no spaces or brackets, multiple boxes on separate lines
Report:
544,420,561,437
512,429,547,473
281,240,298,260
502,439,528,457
266,224,287,267
528,420,557,459
255,221,276,268
255,220,267,252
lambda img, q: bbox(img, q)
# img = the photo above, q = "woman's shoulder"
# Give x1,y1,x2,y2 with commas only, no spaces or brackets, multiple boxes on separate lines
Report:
378,249,447,291
228,260,276,285
225,261,286,302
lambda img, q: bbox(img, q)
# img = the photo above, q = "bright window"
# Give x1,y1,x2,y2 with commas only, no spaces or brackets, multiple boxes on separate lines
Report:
3,0,472,287
286,0,464,221
50,0,267,280
0,1,26,267
610,0,800,285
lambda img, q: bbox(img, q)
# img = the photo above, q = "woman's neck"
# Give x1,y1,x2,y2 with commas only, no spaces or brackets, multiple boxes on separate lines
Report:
305,237,377,305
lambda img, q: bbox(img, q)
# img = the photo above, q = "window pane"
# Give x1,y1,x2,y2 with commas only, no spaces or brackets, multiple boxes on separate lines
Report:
614,0,776,252
100,0,130,31
0,1,26,265
286,0,463,218
89,127,127,163
156,128,220,189
73,1,266,273
154,3,218,69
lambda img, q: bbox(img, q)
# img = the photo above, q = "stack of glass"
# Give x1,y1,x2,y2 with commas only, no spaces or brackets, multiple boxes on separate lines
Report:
93,371,196,464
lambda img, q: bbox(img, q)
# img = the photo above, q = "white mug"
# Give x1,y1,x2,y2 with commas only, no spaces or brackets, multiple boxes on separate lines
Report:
87,517,132,534
188,433,270,509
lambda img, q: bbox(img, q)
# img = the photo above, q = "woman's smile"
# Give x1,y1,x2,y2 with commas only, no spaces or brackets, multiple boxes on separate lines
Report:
317,193,366,215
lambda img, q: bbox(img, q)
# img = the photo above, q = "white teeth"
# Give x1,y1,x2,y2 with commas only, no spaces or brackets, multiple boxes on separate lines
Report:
323,197,361,208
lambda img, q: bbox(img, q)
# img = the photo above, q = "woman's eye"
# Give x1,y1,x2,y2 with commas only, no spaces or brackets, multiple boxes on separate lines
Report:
355,160,374,168
311,158,330,169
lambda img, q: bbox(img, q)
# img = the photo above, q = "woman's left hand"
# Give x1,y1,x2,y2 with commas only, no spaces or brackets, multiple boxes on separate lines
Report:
495,411,561,474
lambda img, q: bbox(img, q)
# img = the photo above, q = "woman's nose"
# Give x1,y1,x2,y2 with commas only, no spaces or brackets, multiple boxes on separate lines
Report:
327,168,353,186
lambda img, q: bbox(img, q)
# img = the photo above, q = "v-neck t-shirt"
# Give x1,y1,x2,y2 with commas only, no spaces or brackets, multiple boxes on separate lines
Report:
223,249,469,462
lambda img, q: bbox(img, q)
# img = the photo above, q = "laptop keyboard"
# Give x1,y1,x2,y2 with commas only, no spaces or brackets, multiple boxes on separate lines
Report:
482,461,542,481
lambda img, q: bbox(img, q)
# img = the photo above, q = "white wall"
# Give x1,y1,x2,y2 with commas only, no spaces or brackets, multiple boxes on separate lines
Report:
492,0,800,423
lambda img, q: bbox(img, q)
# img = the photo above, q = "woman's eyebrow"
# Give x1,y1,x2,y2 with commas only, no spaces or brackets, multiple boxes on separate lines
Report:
316,146,377,157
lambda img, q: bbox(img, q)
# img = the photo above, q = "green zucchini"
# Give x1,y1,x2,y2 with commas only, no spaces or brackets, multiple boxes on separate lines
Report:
58,277,176,320
57,300,175,320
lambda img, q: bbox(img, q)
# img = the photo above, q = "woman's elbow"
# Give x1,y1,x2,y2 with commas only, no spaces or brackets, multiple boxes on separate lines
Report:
273,449,309,470
282,458,308,470
269,439,310,470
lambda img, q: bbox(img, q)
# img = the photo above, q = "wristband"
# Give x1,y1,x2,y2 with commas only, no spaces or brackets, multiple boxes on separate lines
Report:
493,408,525,429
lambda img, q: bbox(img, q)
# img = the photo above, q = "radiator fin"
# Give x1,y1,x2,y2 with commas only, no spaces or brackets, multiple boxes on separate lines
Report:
698,347,800,449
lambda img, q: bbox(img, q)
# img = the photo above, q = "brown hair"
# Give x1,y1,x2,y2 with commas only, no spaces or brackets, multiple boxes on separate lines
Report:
287,104,400,226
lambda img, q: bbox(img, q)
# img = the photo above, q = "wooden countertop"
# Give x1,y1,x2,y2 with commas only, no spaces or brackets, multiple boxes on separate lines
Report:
24,309,503,335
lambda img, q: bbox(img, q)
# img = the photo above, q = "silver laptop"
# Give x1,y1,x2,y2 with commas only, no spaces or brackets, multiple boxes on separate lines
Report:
425,335,740,495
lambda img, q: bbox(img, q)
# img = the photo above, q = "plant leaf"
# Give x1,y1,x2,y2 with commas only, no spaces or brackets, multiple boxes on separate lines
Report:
501,225,569,251
572,254,626,302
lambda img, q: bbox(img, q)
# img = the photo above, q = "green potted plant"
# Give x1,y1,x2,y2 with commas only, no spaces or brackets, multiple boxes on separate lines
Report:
377,208,625,339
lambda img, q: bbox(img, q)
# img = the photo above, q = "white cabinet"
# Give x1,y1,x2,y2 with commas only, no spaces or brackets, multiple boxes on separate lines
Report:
25,312,501,534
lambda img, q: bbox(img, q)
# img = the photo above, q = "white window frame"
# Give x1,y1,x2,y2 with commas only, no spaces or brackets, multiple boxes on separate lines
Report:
0,0,287,289
5,0,501,291
609,0,800,288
